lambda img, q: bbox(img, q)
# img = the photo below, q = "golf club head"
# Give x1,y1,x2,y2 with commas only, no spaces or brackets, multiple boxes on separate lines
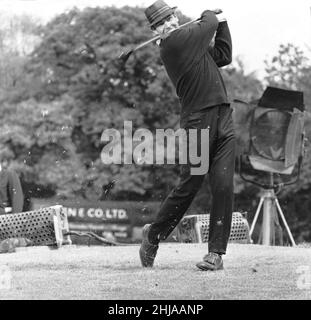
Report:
78,42,97,63
118,49,133,65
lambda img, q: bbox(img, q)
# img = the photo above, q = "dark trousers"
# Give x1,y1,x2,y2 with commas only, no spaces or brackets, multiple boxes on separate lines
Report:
149,104,236,254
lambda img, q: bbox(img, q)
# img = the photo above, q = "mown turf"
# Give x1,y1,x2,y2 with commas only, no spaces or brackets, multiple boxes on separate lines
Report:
0,243,310,300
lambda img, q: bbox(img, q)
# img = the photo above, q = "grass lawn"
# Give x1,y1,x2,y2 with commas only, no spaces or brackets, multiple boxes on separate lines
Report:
0,243,310,300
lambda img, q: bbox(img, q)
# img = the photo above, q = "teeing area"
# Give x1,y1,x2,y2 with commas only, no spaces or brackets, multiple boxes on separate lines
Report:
0,243,310,300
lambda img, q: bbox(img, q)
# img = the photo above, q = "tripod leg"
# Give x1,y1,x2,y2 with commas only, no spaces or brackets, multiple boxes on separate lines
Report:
262,194,274,245
272,201,283,245
275,198,296,246
250,197,264,237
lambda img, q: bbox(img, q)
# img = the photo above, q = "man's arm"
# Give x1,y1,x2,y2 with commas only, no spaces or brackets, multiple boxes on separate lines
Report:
163,10,219,76
8,170,24,213
196,10,219,45
209,13,232,67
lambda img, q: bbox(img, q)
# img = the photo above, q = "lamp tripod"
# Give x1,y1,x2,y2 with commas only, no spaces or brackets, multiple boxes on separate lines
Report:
249,173,296,246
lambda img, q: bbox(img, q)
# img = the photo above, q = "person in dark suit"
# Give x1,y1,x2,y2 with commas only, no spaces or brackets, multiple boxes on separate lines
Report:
0,156,24,215
139,1,235,271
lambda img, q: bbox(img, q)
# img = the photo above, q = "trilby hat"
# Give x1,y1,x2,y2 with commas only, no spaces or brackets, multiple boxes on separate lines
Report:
145,0,177,27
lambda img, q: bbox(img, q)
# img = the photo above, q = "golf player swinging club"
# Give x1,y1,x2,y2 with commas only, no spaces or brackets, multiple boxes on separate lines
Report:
137,0,235,271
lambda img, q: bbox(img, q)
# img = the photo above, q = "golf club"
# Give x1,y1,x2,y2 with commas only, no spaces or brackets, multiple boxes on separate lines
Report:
118,9,223,64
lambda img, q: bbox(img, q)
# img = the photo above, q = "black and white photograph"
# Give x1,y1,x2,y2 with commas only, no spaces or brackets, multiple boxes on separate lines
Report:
0,0,310,304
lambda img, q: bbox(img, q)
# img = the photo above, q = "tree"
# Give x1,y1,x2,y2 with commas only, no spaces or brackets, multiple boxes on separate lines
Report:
0,13,40,92
2,6,182,200
264,43,311,103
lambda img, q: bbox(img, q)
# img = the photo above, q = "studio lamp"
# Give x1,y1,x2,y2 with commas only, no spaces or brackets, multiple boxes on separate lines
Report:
236,87,305,246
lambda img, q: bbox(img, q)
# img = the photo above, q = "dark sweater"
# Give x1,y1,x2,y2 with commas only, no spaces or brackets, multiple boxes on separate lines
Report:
0,169,24,214
160,11,232,119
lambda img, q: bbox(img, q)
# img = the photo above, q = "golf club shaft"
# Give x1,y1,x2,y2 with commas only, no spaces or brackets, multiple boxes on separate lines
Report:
133,9,223,52
119,9,223,63
134,18,200,52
